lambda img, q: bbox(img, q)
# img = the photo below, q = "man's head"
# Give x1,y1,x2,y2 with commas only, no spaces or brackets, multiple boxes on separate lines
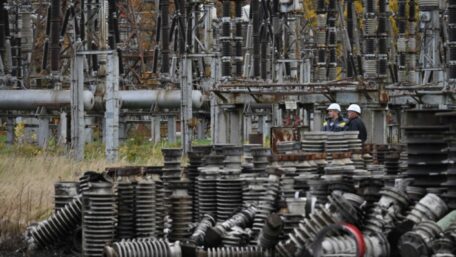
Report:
347,104,361,119
327,103,341,119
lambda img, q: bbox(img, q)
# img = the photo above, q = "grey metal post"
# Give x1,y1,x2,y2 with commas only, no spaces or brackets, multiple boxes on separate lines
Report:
6,115,15,145
38,109,50,148
151,116,161,144
196,118,206,140
58,111,67,146
71,46,85,161
168,115,176,143
105,53,120,162
181,57,193,153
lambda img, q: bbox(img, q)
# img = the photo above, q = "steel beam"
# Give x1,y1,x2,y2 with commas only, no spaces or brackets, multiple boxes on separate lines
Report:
105,53,120,162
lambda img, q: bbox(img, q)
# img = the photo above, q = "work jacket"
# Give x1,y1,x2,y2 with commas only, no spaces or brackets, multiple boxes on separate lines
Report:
322,117,348,132
347,116,367,142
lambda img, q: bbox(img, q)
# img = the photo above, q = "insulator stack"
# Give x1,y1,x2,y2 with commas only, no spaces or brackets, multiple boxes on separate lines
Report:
115,175,136,239
28,195,82,249
188,146,212,222
363,186,410,234
250,174,280,242
443,117,456,208
251,148,271,173
258,213,283,249
198,167,219,219
276,192,364,257
357,177,384,206
160,0,170,73
234,0,243,76
407,0,417,82
104,238,182,257
327,0,337,80
207,246,265,257
448,0,456,82
143,166,166,238
49,0,60,73
251,0,260,78
406,193,448,224
54,181,79,212
404,126,448,190
321,233,390,257
161,148,182,199
363,0,377,79
221,0,232,78
399,221,443,257
377,0,388,78
169,181,192,242
217,169,243,221
191,213,216,245
135,177,156,238
315,11,327,81
206,206,257,247
79,171,106,194
82,182,116,257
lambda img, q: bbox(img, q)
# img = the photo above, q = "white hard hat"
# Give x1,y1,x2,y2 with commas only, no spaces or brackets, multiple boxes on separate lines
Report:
327,103,341,112
347,104,361,114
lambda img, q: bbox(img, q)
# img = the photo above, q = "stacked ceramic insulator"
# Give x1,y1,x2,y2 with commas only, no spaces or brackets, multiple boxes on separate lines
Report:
205,206,257,247
363,0,377,79
347,131,364,170
198,166,219,219
399,221,444,257
448,0,456,83
54,181,79,212
250,173,281,244
82,182,116,257
404,126,448,191
188,146,212,222
161,148,183,198
217,168,243,221
356,175,384,207
190,213,216,245
396,0,407,82
79,171,105,193
323,153,356,193
307,178,329,204
28,195,83,249
206,246,265,257
276,141,300,153
222,227,252,246
104,238,182,257
315,0,327,81
279,165,297,199
406,186,427,204
242,144,262,173
301,132,327,153
320,232,390,257
363,186,410,235
135,177,156,238
384,151,401,175
258,213,284,249
375,144,388,164
279,198,306,240
115,172,137,239
276,191,364,257
442,115,456,208
325,132,350,161
405,193,448,225
169,180,192,242
143,166,165,238
251,147,271,175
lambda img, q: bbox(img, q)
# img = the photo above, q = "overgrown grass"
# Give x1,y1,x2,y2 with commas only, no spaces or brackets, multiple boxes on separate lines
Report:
0,135,216,247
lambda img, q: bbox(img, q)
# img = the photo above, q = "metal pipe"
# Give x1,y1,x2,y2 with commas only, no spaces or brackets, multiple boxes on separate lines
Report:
119,90,204,109
0,90,94,110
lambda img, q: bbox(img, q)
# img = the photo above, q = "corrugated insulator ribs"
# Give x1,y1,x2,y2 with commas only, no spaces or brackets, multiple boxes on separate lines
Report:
251,0,260,78
221,0,232,78
160,0,170,73
50,0,61,73
234,0,243,77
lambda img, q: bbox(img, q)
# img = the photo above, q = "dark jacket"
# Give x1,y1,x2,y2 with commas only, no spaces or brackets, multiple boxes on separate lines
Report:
322,116,348,132
347,116,367,142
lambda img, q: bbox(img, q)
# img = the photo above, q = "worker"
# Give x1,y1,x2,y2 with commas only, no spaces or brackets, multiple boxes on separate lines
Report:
346,104,367,143
322,103,348,132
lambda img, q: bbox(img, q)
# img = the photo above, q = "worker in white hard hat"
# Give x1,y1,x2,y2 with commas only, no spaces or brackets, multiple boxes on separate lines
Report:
346,104,367,143
322,103,348,132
